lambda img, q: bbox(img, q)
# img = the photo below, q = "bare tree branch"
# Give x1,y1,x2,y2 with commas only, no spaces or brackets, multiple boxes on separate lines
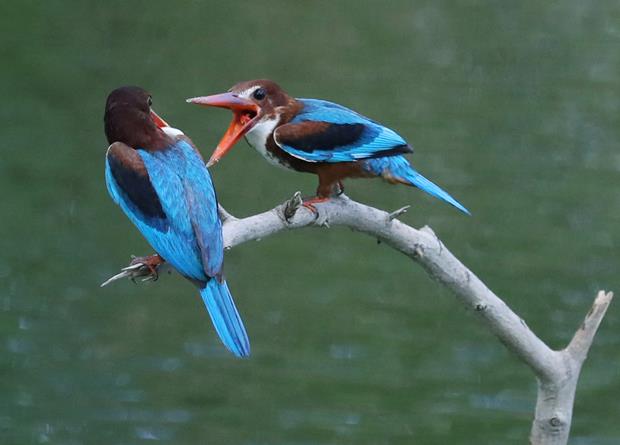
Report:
102,192,613,445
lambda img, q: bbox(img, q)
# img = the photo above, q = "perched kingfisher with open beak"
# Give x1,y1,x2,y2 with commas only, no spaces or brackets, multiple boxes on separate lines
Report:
103,86,250,357
187,79,469,214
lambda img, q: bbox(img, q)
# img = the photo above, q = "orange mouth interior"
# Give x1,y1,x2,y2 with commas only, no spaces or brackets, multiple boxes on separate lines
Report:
208,108,259,167
186,93,260,166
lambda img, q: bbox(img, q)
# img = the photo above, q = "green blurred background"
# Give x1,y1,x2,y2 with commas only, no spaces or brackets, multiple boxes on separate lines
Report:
1,1,619,444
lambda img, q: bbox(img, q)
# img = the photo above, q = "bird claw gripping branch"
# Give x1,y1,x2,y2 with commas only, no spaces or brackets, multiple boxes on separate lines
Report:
129,254,165,281
100,254,165,287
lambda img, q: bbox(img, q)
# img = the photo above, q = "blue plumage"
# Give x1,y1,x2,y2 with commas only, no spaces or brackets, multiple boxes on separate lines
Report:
363,157,470,215
201,279,250,357
137,142,223,278
276,99,410,162
105,139,250,357
274,98,469,214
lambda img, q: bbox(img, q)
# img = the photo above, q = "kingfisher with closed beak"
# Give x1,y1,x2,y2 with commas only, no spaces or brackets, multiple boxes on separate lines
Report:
104,86,250,357
187,79,469,214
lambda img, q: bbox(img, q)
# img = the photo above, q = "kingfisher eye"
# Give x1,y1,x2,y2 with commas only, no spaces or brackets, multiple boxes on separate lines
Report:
253,88,266,100
147,96,153,107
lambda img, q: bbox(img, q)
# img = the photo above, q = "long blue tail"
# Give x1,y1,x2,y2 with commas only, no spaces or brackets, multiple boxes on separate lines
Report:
364,156,470,215
200,279,250,358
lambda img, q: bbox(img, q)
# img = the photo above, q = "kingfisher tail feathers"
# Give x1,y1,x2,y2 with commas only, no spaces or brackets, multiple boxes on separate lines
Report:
365,157,470,215
200,279,250,358
403,169,470,214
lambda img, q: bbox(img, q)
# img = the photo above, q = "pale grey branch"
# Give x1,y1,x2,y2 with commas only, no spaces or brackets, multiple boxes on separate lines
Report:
102,193,613,445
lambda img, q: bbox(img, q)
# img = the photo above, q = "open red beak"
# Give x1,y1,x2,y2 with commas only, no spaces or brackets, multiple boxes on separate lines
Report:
150,109,170,128
187,92,260,167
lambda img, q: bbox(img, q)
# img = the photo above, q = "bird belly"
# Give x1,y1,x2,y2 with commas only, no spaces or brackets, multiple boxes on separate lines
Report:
245,118,293,171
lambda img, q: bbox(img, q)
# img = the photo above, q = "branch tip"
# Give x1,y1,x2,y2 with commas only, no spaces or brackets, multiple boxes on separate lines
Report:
282,191,304,222
566,290,613,361
388,205,410,221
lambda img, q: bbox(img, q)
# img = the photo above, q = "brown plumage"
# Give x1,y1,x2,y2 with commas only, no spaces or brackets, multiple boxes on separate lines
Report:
104,86,172,151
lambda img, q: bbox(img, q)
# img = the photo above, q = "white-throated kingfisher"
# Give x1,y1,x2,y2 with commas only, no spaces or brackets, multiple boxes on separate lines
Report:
187,79,469,214
104,86,250,357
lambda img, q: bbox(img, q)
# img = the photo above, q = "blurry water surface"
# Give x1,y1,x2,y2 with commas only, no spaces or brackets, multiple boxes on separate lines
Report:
1,1,619,444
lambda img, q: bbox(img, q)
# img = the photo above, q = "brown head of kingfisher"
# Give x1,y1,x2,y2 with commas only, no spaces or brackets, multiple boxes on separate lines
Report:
104,86,250,357
187,79,469,214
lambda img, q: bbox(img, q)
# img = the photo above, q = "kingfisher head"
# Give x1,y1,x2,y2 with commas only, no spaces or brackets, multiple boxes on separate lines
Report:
187,79,297,166
104,86,171,147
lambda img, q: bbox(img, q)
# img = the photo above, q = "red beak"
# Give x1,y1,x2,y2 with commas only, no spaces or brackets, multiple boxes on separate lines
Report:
150,109,170,128
187,92,260,167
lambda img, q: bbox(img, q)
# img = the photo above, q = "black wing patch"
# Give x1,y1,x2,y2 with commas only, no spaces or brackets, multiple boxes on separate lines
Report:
364,144,413,158
276,121,366,153
107,143,168,228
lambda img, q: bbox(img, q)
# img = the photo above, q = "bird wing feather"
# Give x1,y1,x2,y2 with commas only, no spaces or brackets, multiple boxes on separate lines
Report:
273,99,412,162
105,141,222,280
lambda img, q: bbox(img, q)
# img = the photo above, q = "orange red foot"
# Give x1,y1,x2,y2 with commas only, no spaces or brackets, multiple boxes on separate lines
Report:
129,254,165,281
301,196,331,214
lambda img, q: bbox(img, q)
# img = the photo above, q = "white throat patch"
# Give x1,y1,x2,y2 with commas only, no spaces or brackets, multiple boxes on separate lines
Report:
161,126,184,138
245,117,290,170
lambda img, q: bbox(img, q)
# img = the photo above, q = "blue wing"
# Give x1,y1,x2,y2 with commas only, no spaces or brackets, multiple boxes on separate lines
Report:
105,141,222,280
273,99,412,163
105,141,249,357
